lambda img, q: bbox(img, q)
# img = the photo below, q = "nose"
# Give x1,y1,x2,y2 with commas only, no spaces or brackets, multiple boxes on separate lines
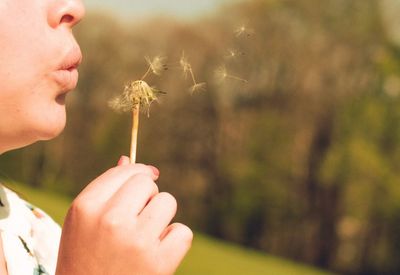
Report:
48,0,85,29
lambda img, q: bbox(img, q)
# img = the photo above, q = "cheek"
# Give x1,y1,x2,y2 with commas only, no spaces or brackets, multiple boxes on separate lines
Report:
0,1,55,92
0,1,68,146
25,85,68,139
0,81,67,143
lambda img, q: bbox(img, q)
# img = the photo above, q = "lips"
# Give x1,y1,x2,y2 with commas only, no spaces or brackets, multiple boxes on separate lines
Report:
52,46,82,93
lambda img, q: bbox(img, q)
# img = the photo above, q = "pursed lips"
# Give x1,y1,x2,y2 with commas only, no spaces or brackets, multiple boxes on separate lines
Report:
52,46,82,93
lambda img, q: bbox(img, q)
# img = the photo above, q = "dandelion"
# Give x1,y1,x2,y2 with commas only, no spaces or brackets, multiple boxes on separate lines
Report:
109,55,166,163
109,80,164,114
215,65,248,83
109,80,165,163
179,51,206,93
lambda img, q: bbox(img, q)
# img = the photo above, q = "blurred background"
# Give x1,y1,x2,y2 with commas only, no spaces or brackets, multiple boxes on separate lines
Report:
2,0,400,274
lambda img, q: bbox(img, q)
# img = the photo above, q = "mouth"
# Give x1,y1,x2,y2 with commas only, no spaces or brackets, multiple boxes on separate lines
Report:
52,46,82,98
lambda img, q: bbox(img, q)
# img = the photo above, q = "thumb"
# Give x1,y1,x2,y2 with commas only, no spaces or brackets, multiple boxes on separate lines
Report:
117,155,130,166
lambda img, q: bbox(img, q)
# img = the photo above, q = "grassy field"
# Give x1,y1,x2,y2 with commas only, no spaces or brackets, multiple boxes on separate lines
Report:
6,182,333,275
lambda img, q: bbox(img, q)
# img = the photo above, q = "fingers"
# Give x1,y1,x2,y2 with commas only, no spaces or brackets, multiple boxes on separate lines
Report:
137,192,177,238
117,155,130,166
104,173,159,217
77,164,158,206
65,157,193,275
159,223,193,273
118,155,160,177
117,156,159,178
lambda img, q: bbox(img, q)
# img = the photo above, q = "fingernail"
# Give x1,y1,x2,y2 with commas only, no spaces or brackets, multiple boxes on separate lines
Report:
117,156,124,166
148,165,160,176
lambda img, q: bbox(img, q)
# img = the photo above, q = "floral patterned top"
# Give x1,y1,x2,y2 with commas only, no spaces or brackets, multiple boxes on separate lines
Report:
0,185,61,275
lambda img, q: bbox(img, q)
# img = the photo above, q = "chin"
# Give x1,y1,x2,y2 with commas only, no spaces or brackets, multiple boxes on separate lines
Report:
34,104,67,141
39,117,66,141
39,124,66,141
0,119,65,153
0,102,67,153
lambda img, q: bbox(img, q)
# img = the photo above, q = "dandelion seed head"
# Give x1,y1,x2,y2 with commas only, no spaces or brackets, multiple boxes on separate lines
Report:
109,80,165,115
145,55,167,76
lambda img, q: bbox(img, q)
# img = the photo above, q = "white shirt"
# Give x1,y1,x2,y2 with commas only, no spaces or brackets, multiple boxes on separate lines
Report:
0,185,61,275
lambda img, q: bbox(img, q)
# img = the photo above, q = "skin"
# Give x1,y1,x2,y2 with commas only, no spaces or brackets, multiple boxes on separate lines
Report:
0,0,83,152
0,1,192,274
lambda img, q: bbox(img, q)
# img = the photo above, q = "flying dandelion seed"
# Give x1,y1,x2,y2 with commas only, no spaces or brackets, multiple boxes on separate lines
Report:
215,66,228,82
234,25,254,37
179,51,206,93
225,49,246,59
215,65,248,83
108,96,128,113
142,55,167,79
180,51,191,78
226,49,237,58
189,82,207,94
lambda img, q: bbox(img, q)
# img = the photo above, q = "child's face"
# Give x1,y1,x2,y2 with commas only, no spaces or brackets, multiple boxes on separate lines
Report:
0,0,85,152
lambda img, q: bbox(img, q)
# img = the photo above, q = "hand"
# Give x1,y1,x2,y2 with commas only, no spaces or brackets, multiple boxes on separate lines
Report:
56,156,193,275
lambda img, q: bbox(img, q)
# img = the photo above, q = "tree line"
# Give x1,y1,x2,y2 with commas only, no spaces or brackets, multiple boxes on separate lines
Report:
1,0,400,274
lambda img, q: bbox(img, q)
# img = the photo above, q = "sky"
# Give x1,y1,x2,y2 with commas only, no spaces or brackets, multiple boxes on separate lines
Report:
83,0,241,20
381,0,400,45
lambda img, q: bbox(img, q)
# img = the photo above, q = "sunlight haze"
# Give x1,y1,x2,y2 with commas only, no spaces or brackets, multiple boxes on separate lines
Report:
84,0,241,20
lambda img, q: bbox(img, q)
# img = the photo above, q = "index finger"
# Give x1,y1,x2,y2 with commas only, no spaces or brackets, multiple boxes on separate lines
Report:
76,164,158,206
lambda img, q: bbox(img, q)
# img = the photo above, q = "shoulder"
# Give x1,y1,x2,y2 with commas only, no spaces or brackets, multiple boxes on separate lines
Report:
0,184,61,275
0,185,61,235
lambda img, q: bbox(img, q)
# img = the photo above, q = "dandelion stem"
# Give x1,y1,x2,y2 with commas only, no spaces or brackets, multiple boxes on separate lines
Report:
130,105,140,164
141,66,152,80
227,74,248,83
189,67,197,86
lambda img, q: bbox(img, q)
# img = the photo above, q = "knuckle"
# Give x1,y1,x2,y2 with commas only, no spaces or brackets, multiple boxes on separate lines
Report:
68,197,96,220
132,163,149,170
152,260,167,275
175,223,194,245
98,211,122,232
158,192,177,210
131,173,159,194
109,164,144,174
129,163,152,175
105,165,122,175
129,173,148,182
130,234,148,251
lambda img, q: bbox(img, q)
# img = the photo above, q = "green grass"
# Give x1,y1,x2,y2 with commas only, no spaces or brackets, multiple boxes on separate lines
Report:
6,182,333,275
177,235,332,275
6,182,71,225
